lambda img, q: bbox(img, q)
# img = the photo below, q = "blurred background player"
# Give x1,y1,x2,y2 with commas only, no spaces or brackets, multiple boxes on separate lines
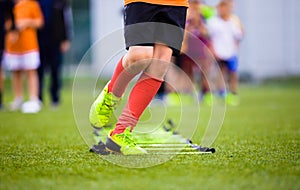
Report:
157,0,216,107
3,0,44,113
0,0,15,110
206,0,243,105
181,0,213,105
89,0,188,155
38,0,73,107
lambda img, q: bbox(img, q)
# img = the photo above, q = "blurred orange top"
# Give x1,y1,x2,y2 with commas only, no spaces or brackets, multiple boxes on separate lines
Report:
5,0,43,54
124,0,188,7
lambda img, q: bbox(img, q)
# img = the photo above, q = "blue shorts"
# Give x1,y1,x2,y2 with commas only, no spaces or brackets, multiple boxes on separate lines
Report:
218,56,238,72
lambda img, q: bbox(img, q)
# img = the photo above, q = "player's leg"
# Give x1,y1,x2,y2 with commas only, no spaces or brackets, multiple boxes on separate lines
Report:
3,53,24,110
106,44,172,155
201,71,210,95
216,60,228,98
10,70,23,111
164,55,184,106
225,71,239,106
37,44,47,103
200,58,211,93
21,52,41,113
0,51,3,109
113,44,172,133
0,68,3,110
108,46,153,97
145,44,173,78
103,3,186,154
181,55,195,83
49,46,63,106
26,69,39,101
21,69,41,113
226,56,239,105
227,56,238,94
89,46,153,128
200,58,213,105
12,71,23,98
90,2,162,129
229,71,238,94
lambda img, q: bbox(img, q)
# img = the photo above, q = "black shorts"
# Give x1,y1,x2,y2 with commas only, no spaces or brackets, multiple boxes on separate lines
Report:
124,2,187,56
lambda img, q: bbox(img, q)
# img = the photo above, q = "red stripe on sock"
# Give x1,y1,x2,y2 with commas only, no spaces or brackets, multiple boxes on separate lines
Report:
108,57,135,98
113,72,163,135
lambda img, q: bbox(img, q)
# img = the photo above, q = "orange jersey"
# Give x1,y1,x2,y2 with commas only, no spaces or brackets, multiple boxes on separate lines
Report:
124,0,188,7
5,0,43,54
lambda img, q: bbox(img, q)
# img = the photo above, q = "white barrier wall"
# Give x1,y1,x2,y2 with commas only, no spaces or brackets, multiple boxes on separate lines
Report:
235,0,300,79
90,0,124,78
90,0,300,79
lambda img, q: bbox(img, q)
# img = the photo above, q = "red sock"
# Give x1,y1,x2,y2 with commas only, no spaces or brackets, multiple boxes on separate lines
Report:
108,57,135,98
112,73,163,134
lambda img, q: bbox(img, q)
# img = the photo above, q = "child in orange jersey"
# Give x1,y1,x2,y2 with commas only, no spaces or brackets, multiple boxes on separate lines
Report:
3,0,43,113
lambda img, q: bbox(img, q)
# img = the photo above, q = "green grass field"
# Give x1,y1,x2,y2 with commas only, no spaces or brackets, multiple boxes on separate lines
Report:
0,77,299,190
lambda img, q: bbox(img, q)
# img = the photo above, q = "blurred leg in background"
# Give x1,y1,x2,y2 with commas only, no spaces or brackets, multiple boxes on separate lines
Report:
38,44,63,106
0,51,3,109
10,70,23,111
50,46,63,105
0,0,16,110
38,0,73,107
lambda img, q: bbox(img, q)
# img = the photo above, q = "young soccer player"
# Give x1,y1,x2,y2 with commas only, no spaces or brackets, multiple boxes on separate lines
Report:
181,0,213,105
89,0,188,155
206,0,243,105
0,0,16,110
3,0,43,113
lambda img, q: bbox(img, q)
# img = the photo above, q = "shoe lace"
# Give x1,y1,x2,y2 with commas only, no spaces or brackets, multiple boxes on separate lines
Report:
98,93,118,115
116,129,136,147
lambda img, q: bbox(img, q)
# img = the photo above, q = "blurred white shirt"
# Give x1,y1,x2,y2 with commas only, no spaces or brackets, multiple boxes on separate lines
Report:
207,16,243,60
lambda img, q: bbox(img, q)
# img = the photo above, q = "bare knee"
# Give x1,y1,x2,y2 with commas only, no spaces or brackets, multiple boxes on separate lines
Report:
153,44,173,62
125,47,153,64
123,46,153,74
145,44,173,79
